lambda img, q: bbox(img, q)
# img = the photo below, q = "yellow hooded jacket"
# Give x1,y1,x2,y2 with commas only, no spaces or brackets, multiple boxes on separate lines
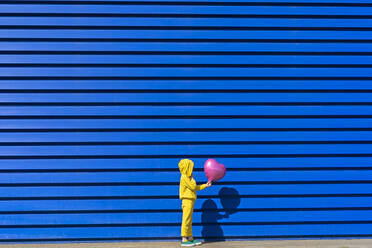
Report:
179,159,207,200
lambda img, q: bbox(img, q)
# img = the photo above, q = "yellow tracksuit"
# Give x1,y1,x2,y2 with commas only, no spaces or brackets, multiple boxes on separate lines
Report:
178,159,207,237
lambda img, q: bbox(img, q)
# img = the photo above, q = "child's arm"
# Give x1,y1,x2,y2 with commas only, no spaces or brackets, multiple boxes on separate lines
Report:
181,176,210,191
195,183,207,191
196,181,212,191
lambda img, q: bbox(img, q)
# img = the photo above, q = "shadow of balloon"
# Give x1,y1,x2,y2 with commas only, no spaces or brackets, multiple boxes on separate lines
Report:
201,187,241,242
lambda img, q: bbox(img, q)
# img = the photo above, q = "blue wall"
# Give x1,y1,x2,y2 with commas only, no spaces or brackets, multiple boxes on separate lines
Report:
1,0,372,242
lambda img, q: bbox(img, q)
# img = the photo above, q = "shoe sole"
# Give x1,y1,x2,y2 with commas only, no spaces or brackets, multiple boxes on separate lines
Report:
181,244,195,247
190,241,202,246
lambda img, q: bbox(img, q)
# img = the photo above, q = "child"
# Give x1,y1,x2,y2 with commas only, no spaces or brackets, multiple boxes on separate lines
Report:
179,159,212,247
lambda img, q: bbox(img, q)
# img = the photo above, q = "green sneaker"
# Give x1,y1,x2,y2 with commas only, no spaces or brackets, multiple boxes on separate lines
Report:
181,240,195,247
190,239,202,246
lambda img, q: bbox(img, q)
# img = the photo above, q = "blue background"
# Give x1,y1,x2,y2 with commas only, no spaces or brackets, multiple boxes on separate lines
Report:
0,0,372,242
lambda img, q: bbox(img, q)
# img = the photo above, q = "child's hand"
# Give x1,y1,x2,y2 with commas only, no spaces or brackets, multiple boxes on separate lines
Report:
206,181,212,187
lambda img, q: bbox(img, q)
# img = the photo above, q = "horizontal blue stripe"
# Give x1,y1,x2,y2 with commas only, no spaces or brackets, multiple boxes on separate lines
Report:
2,30,372,39
2,119,372,129
2,0,372,4
1,144,372,156
2,131,372,142
1,224,372,239
0,157,371,170
3,0,372,4
2,210,372,225
1,106,372,115
1,5,372,15
2,170,372,183
3,18,372,27
49,0,372,3
2,68,372,77
1,80,372,90
0,93,371,102
1,197,372,211
3,42,372,52
2,55,372,64
1,184,372,197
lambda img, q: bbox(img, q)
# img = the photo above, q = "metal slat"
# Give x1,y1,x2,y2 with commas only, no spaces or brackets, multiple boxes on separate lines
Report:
1,106,372,116
1,93,372,102
1,224,372,240
3,42,372,51
2,30,372,39
2,119,372,129
2,55,372,64
2,170,372,183
1,5,372,15
3,17,372,27
0,157,371,170
1,197,372,211
1,184,372,197
1,144,372,156
2,131,372,142
2,210,372,225
0,80,371,90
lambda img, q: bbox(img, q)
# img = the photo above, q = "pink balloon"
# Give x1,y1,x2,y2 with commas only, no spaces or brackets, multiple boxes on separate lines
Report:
204,159,226,182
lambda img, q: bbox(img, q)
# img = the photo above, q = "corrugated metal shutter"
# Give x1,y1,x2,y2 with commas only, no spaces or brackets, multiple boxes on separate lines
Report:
1,0,372,242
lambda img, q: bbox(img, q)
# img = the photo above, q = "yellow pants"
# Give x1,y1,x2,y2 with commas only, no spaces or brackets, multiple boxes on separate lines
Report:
181,199,195,237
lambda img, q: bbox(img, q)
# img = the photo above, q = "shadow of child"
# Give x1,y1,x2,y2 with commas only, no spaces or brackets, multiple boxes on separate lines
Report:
201,187,241,242
201,199,226,242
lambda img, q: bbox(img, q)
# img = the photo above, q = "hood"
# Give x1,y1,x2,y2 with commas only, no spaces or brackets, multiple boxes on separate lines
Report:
178,159,194,177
